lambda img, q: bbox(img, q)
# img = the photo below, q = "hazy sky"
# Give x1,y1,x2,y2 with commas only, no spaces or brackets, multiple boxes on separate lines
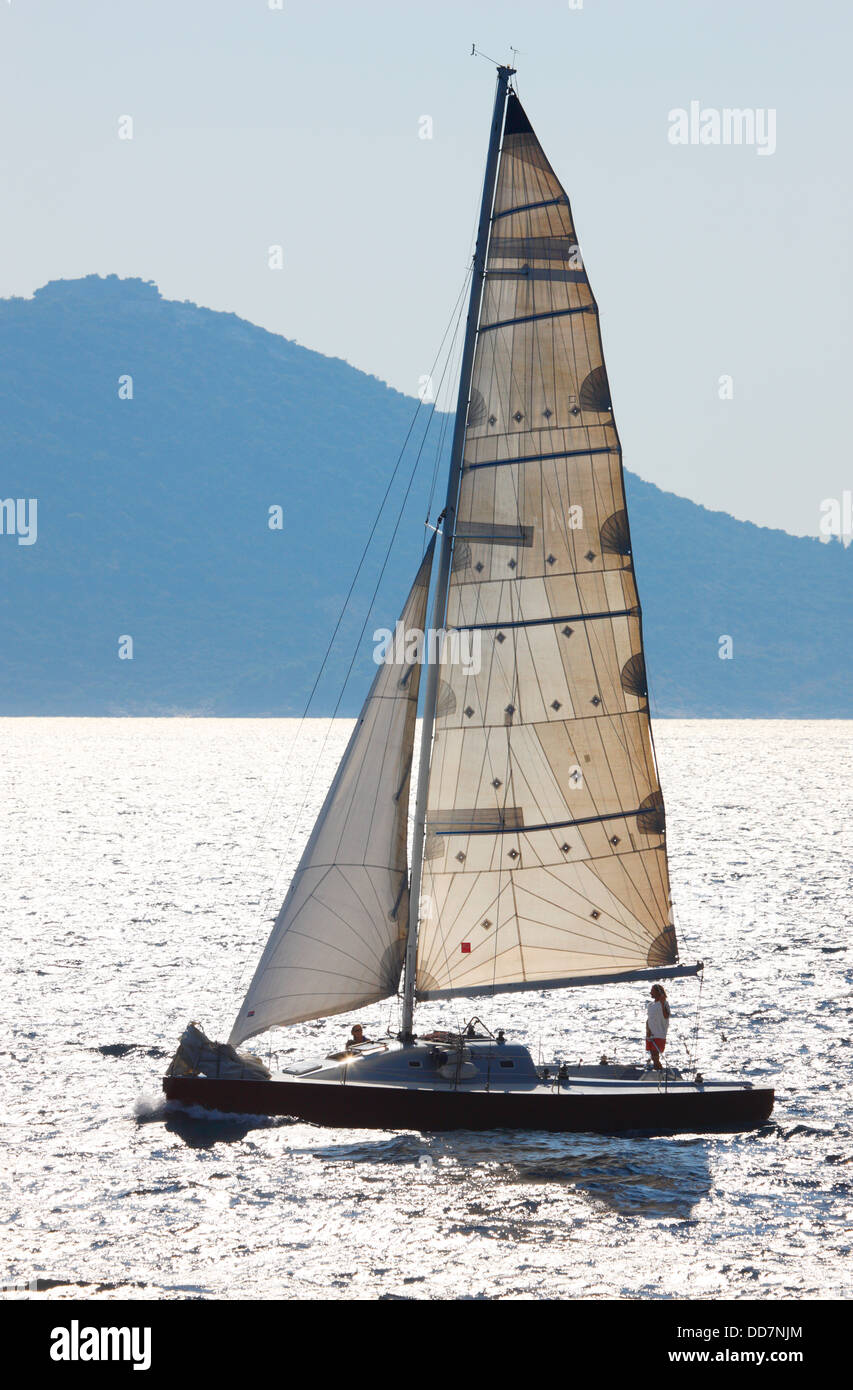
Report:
1,0,850,538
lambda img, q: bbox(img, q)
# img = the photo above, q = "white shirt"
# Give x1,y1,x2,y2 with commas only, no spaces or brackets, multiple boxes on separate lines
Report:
647,999,669,1038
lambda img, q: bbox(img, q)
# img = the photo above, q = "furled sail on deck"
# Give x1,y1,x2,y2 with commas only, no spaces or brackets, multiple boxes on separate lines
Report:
231,540,435,1045
416,95,677,1000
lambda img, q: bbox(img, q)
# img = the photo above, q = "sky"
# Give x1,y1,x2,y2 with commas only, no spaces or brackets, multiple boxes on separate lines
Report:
1,0,850,539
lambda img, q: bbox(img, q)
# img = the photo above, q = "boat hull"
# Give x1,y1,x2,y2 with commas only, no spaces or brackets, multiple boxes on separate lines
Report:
162,1074,774,1134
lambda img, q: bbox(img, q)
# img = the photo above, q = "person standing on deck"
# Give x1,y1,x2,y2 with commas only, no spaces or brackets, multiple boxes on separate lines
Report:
645,983,671,1070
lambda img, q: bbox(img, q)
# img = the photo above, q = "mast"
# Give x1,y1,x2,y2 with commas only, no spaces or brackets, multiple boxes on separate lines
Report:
400,64,515,1041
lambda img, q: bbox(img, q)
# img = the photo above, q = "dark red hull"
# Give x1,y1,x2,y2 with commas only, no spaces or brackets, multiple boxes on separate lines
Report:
162,1075,774,1134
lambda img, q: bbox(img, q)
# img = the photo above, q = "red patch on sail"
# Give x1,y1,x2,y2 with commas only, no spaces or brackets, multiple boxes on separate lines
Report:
461,943,471,954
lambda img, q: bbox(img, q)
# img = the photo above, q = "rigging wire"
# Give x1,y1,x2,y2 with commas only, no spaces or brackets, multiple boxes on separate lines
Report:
222,275,473,1029
688,968,705,1075
422,282,470,549
263,278,470,878
257,264,471,823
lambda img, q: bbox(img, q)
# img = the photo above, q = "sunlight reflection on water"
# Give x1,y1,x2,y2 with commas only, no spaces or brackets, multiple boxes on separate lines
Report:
3,718,851,1299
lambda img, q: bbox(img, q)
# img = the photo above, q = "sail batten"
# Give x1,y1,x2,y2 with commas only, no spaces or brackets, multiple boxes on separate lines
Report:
466,448,617,471
229,540,435,1046
492,195,569,219
414,92,679,1001
452,610,636,631
431,808,664,836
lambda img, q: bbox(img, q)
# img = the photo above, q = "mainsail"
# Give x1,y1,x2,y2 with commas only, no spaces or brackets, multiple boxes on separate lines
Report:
415,95,678,1001
230,540,435,1045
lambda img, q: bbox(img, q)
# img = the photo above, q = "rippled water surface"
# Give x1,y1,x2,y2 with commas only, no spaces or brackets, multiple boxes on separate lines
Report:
3,719,851,1300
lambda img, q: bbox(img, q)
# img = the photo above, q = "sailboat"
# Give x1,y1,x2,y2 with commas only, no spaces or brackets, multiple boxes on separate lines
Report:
163,68,774,1134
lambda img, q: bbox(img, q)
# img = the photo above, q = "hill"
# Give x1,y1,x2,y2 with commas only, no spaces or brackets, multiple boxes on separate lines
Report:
1,276,849,717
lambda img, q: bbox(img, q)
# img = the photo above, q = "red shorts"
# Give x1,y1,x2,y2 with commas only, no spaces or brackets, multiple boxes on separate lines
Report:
646,1037,666,1053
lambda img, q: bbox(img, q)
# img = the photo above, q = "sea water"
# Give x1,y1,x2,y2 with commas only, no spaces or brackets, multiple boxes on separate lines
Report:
2,719,851,1300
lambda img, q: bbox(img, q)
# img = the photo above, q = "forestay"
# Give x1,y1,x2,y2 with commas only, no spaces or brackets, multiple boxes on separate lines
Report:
231,540,435,1045
416,96,678,1000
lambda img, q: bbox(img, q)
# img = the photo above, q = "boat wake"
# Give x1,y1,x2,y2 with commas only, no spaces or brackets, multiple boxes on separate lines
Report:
310,1133,429,1164
133,1091,169,1122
